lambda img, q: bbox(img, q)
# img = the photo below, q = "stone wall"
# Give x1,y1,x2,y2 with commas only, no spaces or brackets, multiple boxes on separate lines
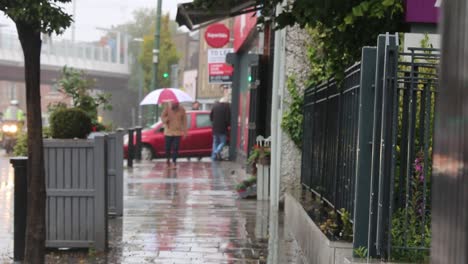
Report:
280,25,312,201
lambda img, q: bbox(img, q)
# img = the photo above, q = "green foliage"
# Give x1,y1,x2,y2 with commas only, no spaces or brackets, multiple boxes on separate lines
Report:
247,144,271,165
354,246,368,259
194,0,404,81
140,14,180,92
0,0,73,35
391,152,431,262
390,39,436,262
50,108,92,139
13,132,28,156
339,208,353,241
281,76,304,148
246,176,257,185
320,209,339,235
235,182,246,191
318,208,353,242
56,66,111,129
13,127,53,156
235,176,257,192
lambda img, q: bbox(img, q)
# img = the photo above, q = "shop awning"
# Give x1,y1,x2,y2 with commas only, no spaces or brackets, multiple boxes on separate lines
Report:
176,0,261,31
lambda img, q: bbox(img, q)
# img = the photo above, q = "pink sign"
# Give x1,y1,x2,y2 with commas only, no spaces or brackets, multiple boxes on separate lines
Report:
405,0,439,23
233,11,257,52
204,23,230,48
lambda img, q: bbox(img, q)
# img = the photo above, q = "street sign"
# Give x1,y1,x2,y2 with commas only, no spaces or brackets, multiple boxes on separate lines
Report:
207,48,233,84
205,24,230,48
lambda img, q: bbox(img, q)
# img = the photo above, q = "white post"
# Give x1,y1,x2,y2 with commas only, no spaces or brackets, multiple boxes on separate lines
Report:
270,2,286,212
123,34,129,65
116,31,121,64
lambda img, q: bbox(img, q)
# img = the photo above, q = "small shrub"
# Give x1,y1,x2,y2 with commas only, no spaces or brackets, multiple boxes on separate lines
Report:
13,132,28,156
12,127,55,156
42,126,52,138
50,108,92,139
354,246,368,259
235,182,246,191
245,176,257,185
339,208,353,241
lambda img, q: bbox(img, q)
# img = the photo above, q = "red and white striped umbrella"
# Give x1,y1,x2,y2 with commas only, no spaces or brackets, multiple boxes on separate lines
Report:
139,88,193,105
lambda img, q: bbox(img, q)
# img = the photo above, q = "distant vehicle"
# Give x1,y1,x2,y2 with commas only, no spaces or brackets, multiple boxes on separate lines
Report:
0,120,22,154
124,111,215,160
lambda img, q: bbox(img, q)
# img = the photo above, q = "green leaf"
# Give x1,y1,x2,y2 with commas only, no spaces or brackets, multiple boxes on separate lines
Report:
344,15,354,25
361,1,370,12
382,0,395,7
352,6,363,17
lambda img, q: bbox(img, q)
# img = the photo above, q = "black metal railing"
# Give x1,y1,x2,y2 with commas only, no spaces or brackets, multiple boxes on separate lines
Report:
387,47,439,260
300,33,440,261
301,62,361,218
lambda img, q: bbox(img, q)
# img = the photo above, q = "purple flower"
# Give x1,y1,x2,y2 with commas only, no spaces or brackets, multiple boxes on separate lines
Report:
415,164,423,172
419,174,425,182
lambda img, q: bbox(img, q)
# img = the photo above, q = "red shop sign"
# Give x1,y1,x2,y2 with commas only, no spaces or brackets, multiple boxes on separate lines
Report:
204,24,230,48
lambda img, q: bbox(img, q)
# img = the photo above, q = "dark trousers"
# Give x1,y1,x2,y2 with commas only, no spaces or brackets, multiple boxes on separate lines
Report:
165,136,181,163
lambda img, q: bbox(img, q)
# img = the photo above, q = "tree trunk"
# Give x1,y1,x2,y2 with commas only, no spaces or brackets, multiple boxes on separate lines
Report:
16,23,46,263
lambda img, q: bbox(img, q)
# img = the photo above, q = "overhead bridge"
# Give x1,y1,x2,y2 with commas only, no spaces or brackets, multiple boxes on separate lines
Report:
0,32,130,90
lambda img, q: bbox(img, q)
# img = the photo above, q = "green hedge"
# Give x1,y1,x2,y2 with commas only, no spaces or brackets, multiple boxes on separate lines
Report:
50,108,92,139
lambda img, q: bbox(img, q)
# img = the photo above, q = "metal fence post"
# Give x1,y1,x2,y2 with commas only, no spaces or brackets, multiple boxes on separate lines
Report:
134,126,142,161
353,47,377,255
375,33,399,259
127,128,134,168
10,157,28,261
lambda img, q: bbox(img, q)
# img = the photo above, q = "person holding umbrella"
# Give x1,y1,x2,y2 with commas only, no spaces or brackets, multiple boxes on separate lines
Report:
140,88,193,168
161,101,187,169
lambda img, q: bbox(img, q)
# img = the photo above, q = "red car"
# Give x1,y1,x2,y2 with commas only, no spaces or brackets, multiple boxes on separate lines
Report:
124,110,214,160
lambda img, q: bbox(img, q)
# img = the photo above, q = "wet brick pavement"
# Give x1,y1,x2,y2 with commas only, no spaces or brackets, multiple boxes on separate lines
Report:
0,154,304,263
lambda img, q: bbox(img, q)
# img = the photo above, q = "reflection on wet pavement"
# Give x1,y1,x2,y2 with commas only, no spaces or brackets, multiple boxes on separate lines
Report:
0,153,14,262
0,157,283,263
120,161,270,263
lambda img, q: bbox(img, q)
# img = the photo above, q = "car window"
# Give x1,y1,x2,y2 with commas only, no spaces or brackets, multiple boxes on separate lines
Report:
196,114,212,128
186,114,192,129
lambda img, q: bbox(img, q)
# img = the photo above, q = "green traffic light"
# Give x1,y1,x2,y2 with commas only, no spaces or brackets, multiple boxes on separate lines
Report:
163,72,169,78
248,75,252,82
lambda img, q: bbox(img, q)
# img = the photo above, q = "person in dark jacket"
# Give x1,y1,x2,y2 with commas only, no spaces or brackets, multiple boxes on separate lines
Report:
210,97,230,161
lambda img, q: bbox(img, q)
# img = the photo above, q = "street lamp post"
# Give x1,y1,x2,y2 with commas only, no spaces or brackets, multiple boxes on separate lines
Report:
152,0,163,122
152,0,162,90
133,38,144,126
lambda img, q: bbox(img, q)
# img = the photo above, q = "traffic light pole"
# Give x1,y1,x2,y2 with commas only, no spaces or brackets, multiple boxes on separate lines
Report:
152,0,162,122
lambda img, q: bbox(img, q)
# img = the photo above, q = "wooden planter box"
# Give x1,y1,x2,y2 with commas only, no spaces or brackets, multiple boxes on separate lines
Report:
43,136,108,251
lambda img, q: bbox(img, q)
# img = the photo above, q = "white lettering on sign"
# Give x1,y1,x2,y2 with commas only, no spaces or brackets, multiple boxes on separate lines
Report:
208,48,234,63
207,48,234,84
207,33,228,39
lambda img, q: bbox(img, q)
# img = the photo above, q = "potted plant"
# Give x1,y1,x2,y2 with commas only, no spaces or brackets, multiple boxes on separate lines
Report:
235,176,258,199
235,182,248,198
248,143,271,200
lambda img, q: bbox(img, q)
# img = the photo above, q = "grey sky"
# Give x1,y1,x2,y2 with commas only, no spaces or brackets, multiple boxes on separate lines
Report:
0,0,191,41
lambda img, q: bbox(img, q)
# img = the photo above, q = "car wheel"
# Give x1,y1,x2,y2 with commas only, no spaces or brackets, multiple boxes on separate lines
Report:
141,145,154,161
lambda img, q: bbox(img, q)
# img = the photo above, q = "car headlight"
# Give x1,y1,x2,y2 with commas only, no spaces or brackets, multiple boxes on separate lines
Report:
9,124,18,133
2,124,18,133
